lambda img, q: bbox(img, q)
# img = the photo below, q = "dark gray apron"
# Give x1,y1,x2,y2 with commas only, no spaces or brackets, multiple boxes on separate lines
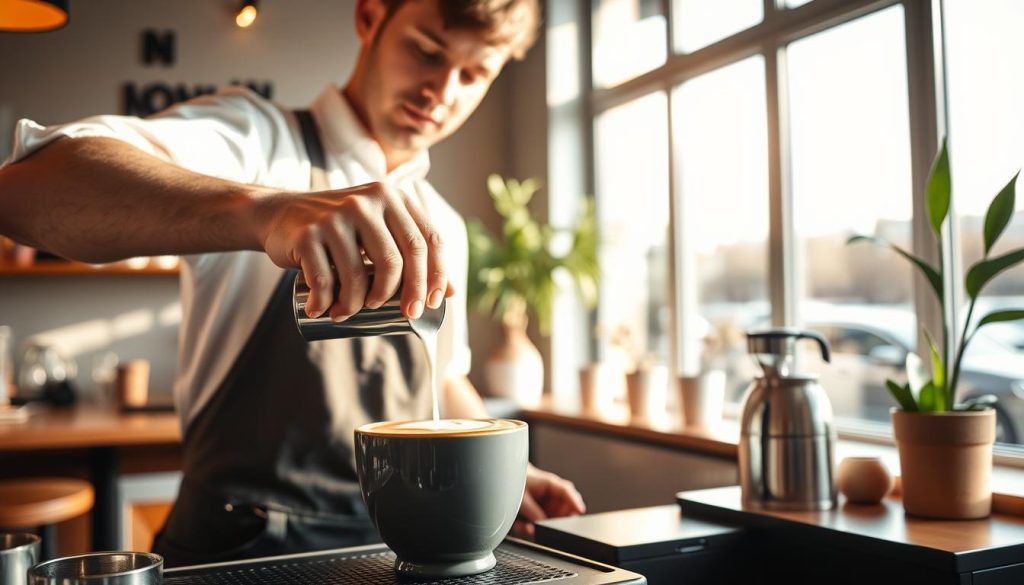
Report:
152,110,431,567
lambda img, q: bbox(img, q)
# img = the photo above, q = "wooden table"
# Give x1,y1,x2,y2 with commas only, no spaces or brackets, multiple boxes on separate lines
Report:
678,486,1024,584
0,403,181,551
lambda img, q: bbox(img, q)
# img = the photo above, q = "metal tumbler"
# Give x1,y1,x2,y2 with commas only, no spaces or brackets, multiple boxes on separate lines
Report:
292,271,445,342
27,552,161,585
1,533,40,585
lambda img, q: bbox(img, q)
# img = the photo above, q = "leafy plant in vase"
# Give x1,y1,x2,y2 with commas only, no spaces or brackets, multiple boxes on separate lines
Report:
849,139,1021,519
467,175,599,407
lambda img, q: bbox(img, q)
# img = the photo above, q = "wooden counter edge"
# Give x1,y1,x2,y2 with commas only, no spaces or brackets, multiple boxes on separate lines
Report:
518,407,739,459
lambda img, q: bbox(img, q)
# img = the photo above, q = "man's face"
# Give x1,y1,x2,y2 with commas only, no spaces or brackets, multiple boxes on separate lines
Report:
353,0,512,163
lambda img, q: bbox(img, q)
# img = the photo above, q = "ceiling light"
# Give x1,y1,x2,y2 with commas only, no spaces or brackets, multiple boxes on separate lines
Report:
235,0,257,28
0,0,69,32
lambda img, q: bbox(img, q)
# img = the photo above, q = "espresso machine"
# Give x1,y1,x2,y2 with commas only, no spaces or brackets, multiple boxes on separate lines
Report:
738,328,836,511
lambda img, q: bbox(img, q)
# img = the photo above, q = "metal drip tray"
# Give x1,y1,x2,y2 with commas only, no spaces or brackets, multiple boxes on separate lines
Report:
165,539,645,585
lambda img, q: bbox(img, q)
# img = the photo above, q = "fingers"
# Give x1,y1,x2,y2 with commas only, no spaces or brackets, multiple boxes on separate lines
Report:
517,478,579,539
401,194,448,310
383,193,428,319
356,214,403,310
512,519,535,538
266,183,450,321
526,468,586,519
322,217,367,320
298,234,334,319
551,477,586,516
518,491,547,524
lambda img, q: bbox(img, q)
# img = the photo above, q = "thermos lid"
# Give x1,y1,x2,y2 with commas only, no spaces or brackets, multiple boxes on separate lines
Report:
742,328,835,437
747,328,830,378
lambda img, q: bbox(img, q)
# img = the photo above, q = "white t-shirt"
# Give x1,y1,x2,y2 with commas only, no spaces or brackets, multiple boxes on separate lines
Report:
4,85,472,431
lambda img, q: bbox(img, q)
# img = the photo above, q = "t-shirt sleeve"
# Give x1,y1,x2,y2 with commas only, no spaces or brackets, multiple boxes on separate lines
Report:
3,86,287,185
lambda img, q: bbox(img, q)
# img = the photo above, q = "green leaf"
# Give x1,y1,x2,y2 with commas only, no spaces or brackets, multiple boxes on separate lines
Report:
983,172,1019,256
926,139,951,237
847,235,943,301
918,380,942,412
978,309,1024,328
923,329,945,398
487,173,507,200
886,379,918,412
965,248,1024,299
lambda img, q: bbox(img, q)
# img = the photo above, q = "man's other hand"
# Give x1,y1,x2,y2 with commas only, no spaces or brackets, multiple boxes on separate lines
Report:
513,464,586,538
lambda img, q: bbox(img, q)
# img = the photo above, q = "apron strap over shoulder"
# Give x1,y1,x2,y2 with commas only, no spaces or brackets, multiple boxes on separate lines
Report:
294,109,330,191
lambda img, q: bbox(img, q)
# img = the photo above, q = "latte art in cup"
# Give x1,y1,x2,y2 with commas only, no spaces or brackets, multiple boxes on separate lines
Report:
357,418,523,437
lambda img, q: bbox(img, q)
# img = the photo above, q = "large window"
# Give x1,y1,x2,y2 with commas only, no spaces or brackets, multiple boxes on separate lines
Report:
593,93,671,375
788,6,916,426
559,0,1024,449
944,0,1024,445
672,55,769,398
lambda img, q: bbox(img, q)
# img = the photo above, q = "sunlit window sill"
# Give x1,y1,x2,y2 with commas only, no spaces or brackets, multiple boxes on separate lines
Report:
517,397,1024,517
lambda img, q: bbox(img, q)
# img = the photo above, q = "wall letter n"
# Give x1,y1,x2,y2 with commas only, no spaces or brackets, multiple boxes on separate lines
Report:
142,29,176,66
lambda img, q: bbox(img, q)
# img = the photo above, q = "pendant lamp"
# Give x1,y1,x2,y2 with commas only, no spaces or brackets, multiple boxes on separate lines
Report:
0,0,69,32
235,0,257,28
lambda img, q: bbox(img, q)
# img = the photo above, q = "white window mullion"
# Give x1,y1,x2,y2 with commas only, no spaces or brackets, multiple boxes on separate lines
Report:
903,0,949,375
766,43,795,327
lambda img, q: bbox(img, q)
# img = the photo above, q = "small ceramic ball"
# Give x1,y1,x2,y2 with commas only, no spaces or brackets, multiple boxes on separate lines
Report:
837,456,893,505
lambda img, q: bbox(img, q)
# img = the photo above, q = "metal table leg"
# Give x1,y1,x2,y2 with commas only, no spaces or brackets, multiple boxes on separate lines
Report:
39,523,57,561
89,447,120,551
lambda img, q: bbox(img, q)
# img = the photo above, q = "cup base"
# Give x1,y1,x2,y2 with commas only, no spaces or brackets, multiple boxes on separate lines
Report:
395,552,496,578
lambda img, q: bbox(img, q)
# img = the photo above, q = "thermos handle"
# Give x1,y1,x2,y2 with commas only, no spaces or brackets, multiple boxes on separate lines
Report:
747,328,831,363
795,330,830,363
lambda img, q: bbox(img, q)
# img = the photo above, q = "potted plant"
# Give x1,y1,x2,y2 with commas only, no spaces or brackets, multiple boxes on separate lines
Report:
849,139,1022,519
467,175,599,406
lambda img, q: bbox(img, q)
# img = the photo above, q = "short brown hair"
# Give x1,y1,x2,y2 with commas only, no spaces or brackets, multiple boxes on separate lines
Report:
382,0,541,60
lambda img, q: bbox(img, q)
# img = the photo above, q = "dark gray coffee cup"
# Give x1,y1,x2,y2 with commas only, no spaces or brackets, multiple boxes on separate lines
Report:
354,419,528,578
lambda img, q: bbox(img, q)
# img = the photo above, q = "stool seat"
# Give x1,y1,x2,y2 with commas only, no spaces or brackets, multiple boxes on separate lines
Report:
0,478,94,528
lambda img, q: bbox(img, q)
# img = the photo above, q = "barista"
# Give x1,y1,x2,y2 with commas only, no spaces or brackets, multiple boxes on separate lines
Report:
0,0,584,565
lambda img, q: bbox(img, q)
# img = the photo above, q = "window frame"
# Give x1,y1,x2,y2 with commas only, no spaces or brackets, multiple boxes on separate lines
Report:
553,0,1024,461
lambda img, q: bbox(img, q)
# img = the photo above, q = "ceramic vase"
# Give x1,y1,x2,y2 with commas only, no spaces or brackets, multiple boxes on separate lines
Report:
484,323,543,408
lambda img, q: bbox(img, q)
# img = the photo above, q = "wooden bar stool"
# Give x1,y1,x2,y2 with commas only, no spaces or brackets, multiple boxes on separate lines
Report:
0,478,94,561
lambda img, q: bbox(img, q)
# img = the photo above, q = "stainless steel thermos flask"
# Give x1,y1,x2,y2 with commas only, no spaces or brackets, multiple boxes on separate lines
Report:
738,328,837,511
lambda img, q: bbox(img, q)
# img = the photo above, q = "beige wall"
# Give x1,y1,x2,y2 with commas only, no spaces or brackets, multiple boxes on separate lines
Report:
0,0,548,398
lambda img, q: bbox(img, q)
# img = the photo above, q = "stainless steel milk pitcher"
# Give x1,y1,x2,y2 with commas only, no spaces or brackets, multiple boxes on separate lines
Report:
738,328,837,511
292,271,445,342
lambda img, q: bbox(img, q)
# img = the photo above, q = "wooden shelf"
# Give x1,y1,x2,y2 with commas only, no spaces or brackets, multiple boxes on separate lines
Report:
0,260,179,276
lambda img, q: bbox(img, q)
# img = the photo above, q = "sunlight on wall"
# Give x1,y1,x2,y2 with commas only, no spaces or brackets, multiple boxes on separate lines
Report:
29,304,181,357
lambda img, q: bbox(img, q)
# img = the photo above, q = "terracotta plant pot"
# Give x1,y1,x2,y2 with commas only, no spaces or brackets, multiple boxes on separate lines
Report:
891,409,996,519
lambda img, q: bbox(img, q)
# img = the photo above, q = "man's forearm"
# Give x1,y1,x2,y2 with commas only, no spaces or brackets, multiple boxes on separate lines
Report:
0,135,453,321
443,375,490,419
0,137,267,263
